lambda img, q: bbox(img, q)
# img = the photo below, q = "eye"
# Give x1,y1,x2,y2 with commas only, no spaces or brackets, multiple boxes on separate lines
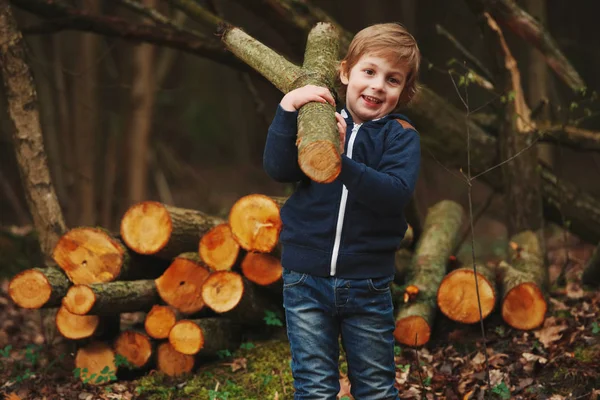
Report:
388,77,401,85
364,69,374,75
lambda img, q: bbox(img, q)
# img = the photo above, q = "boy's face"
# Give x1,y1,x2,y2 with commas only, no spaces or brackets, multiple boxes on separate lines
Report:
340,54,409,124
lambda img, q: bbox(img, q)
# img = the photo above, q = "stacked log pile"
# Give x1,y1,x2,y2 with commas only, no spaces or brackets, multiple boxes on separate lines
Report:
8,195,557,384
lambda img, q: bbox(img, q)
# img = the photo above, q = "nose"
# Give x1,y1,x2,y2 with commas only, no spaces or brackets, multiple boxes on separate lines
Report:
371,77,385,91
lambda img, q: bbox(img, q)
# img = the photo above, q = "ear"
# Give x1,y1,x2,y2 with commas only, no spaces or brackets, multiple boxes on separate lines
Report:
339,61,349,85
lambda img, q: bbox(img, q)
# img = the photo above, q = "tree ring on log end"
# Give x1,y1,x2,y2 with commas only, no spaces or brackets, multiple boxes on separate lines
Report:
201,271,244,313
298,141,340,183
145,305,177,339
502,282,547,330
157,342,194,377
169,320,204,355
56,305,99,340
120,201,172,255
9,270,51,309
229,195,281,252
63,285,96,315
114,331,153,368
155,257,210,314
75,342,116,385
200,223,240,271
241,252,282,286
437,269,496,323
394,316,430,346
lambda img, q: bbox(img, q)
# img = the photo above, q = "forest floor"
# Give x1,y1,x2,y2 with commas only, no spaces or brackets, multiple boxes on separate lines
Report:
0,236,598,400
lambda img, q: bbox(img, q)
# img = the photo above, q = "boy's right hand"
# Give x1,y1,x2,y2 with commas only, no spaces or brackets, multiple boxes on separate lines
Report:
280,85,335,112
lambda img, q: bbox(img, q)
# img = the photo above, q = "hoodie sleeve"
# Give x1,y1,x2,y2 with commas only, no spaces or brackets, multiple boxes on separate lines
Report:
338,122,420,214
263,105,305,183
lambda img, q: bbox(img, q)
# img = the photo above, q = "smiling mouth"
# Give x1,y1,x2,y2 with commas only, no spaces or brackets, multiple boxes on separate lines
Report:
362,95,382,105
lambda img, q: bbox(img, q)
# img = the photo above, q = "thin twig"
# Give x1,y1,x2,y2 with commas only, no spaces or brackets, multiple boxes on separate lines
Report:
117,0,198,36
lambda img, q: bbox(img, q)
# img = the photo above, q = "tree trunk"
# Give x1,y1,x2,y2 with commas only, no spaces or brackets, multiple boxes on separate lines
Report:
0,0,67,258
62,280,159,315
127,0,157,205
120,201,223,259
499,231,547,330
55,305,100,340
582,242,600,287
74,341,117,385
168,317,238,356
220,23,341,183
114,330,154,369
229,194,282,253
155,252,211,314
156,341,195,377
144,304,178,339
436,263,497,323
8,265,70,309
199,223,241,271
394,201,465,346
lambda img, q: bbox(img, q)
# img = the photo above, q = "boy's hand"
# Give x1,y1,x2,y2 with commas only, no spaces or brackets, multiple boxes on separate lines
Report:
335,112,347,154
280,85,335,112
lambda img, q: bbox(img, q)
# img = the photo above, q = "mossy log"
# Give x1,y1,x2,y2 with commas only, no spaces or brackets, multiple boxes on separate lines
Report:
155,253,211,314
199,223,242,271
9,265,70,309
499,231,547,330
582,242,600,287
201,271,274,324
229,194,282,253
394,200,465,346
74,341,117,385
156,342,195,377
220,23,341,183
120,201,223,260
145,305,178,339
241,252,283,293
114,330,154,369
62,280,159,315
436,263,497,323
168,317,238,356
394,248,412,285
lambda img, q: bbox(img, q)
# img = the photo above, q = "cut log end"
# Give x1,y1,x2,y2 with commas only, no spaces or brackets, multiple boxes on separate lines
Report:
229,194,282,252
157,342,195,377
298,141,341,183
241,252,282,286
56,306,99,340
120,201,172,255
155,256,210,314
201,271,244,313
114,331,153,368
437,269,496,323
502,282,547,330
145,305,177,339
169,320,204,355
394,316,431,346
52,227,125,284
75,342,116,385
199,223,240,271
63,285,95,315
9,269,52,309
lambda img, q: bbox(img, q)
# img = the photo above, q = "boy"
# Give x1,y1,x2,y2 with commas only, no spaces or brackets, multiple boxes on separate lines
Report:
263,23,421,399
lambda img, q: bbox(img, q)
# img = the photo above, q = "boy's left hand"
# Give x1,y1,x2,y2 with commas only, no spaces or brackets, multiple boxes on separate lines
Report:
335,112,347,154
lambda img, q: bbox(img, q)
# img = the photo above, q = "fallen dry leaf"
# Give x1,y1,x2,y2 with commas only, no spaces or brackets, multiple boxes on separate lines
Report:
534,317,568,348
521,352,548,364
470,352,485,366
4,394,21,400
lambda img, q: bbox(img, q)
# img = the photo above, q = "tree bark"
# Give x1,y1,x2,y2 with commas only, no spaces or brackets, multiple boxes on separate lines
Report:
120,201,223,260
8,265,70,309
499,231,547,330
62,280,159,315
394,200,465,346
0,0,67,257
168,317,238,356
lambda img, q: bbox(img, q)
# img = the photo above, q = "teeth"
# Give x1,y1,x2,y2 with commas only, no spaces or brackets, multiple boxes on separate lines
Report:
363,95,382,103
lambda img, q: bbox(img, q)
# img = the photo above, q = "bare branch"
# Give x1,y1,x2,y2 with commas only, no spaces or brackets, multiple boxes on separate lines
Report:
117,0,200,36
166,0,222,29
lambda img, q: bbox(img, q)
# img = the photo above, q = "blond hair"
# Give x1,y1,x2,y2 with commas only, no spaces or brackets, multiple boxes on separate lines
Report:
339,23,421,105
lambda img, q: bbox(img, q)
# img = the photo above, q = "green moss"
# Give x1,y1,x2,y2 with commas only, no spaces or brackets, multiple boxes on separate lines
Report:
574,345,599,363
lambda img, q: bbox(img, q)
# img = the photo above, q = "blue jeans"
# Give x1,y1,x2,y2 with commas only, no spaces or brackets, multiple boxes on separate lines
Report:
282,268,399,400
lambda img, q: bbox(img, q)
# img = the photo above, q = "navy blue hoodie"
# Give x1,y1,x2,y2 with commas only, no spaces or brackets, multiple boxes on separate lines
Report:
263,105,420,279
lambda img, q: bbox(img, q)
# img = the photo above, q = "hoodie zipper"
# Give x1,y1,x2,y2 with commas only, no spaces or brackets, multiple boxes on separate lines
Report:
330,122,362,276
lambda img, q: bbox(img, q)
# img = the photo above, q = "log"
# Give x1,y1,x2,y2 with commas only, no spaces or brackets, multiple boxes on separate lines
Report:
394,249,412,285
168,317,237,356
582,242,600,287
9,265,70,309
52,227,128,284
201,271,273,323
436,263,497,323
240,252,283,290
74,341,116,385
114,330,153,369
157,342,194,377
229,194,282,253
120,201,223,259
155,253,211,314
55,305,99,340
145,305,177,339
394,201,465,346
62,280,159,315
199,223,241,271
499,231,547,330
